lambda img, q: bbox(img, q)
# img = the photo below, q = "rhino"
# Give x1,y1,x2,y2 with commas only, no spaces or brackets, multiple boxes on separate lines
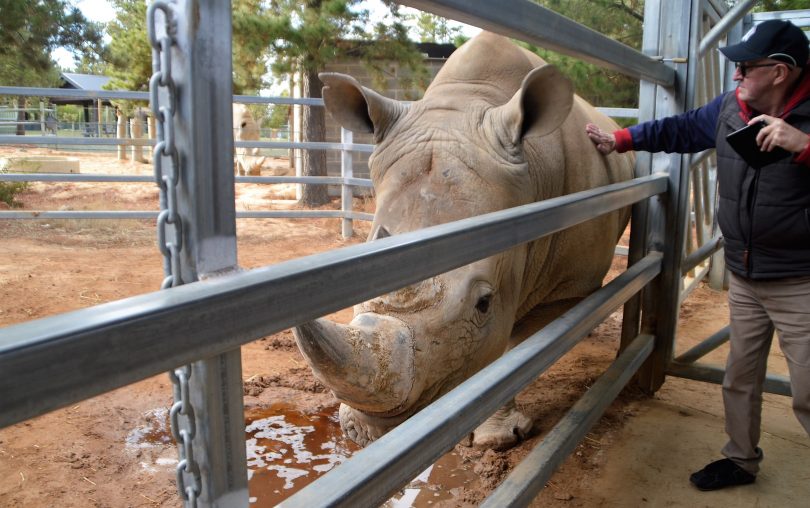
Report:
233,104,267,176
293,32,635,450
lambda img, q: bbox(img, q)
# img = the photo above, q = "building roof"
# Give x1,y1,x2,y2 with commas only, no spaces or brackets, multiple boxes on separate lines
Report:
60,73,112,91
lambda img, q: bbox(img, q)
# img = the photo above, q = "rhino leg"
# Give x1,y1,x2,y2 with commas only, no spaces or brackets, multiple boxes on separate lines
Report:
463,399,533,451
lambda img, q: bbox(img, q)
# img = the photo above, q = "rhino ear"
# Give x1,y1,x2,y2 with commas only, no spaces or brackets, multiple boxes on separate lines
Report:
495,64,573,144
319,72,408,142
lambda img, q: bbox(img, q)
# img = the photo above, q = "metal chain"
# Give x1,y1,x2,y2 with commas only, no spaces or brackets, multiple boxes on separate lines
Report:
147,2,201,506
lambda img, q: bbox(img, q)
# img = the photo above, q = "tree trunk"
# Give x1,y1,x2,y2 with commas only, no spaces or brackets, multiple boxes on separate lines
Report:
300,68,329,207
16,97,26,136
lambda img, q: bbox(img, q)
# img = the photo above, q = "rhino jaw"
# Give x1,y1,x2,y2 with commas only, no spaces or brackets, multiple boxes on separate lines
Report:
293,313,415,414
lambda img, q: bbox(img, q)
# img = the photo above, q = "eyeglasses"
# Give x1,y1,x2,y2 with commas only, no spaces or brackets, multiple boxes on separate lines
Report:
735,62,782,77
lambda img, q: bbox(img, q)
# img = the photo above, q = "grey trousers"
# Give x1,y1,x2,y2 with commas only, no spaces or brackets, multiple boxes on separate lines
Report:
722,272,810,474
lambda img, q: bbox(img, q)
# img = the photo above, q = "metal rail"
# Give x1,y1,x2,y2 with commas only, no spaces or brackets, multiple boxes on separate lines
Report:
0,173,373,186
397,0,675,86
0,207,374,222
0,134,374,152
0,173,667,429
0,86,325,106
668,362,791,397
281,254,662,507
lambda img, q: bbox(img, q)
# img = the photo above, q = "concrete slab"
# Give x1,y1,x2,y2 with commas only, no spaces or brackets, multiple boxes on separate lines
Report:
585,377,810,507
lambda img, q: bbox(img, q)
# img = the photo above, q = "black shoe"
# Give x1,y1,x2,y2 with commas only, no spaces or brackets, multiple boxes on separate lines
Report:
689,458,756,491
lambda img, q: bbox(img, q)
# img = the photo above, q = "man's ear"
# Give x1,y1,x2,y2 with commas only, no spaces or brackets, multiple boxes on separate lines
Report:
320,72,408,143
489,64,574,145
773,62,795,86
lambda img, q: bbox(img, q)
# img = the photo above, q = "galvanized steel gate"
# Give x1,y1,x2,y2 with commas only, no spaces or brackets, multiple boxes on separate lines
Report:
1,0,805,506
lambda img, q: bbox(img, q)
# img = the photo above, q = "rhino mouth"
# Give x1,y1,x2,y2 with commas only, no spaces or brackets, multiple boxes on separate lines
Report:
337,379,448,446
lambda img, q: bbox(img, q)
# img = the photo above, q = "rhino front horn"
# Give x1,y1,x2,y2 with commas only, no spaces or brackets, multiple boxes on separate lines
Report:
293,314,415,414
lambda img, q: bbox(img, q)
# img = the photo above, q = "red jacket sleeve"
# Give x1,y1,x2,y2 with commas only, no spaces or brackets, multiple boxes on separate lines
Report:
613,128,634,153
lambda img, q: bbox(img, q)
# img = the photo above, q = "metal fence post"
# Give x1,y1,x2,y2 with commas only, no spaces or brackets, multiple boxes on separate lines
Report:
636,0,696,392
341,127,354,238
167,1,248,505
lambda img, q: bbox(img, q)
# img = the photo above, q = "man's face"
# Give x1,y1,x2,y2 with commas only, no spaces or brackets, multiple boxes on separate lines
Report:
733,59,788,107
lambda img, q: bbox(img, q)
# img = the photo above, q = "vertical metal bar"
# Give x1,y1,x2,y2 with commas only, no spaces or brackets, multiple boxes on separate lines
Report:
706,11,726,291
172,1,248,506
692,164,704,248
341,127,354,238
619,0,661,351
638,0,696,392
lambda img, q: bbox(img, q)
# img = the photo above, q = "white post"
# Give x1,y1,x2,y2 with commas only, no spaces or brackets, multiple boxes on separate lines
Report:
293,70,303,200
97,99,103,137
341,128,354,238
147,114,156,164
130,115,145,163
117,112,128,161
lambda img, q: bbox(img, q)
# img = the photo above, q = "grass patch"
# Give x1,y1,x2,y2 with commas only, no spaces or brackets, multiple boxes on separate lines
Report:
0,180,29,207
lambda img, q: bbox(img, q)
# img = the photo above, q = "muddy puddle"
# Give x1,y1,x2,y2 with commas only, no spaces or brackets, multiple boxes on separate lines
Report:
127,403,478,506
245,403,479,506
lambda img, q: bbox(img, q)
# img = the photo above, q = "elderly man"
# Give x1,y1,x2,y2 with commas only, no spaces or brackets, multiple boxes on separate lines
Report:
586,19,810,491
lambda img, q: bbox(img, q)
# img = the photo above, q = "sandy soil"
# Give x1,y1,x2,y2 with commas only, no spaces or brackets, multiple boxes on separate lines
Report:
1,147,806,507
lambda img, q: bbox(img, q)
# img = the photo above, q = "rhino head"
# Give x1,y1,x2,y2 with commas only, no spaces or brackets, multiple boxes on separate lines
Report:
294,33,577,447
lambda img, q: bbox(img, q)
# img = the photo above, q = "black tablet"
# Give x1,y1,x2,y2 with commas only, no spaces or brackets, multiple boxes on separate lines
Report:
725,121,791,169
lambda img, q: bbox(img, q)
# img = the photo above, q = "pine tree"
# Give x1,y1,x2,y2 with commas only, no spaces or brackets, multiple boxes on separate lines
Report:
234,0,429,207
0,0,102,134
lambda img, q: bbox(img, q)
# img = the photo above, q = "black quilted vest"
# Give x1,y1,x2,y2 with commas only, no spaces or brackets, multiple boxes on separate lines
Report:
715,92,810,279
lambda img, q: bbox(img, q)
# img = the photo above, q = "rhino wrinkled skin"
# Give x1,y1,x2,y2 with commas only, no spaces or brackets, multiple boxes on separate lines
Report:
293,32,635,450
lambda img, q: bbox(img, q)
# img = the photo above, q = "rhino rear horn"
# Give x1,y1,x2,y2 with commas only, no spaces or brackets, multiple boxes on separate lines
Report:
320,72,408,143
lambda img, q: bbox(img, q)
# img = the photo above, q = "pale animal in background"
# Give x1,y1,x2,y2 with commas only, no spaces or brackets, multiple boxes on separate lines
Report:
233,104,266,176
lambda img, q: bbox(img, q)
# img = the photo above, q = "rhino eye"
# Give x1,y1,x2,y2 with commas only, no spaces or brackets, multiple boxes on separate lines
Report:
241,122,247,128
475,294,492,314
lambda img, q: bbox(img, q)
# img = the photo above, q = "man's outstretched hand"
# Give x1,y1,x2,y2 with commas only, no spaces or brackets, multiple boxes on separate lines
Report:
586,123,617,155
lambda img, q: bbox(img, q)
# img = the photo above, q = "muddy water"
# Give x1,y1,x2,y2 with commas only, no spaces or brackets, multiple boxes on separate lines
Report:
244,403,356,504
245,403,479,507
128,403,478,506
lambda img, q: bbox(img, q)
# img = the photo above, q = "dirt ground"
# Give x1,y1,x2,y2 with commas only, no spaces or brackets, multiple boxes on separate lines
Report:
1,147,807,507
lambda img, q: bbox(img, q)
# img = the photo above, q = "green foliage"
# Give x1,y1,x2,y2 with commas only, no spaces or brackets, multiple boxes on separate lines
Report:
233,0,271,94
57,104,84,123
103,0,277,98
233,0,430,97
526,0,644,108
0,181,29,208
105,0,151,115
0,0,103,86
406,12,464,44
753,1,809,11
266,101,291,130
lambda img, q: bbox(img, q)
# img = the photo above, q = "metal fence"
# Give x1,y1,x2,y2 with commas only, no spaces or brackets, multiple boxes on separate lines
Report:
1,0,802,506
0,89,374,237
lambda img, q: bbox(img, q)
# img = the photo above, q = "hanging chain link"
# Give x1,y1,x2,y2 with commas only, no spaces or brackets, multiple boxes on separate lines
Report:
147,2,201,506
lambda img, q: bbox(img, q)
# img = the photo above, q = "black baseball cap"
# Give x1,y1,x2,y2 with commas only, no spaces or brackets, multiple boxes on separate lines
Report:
719,19,809,68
